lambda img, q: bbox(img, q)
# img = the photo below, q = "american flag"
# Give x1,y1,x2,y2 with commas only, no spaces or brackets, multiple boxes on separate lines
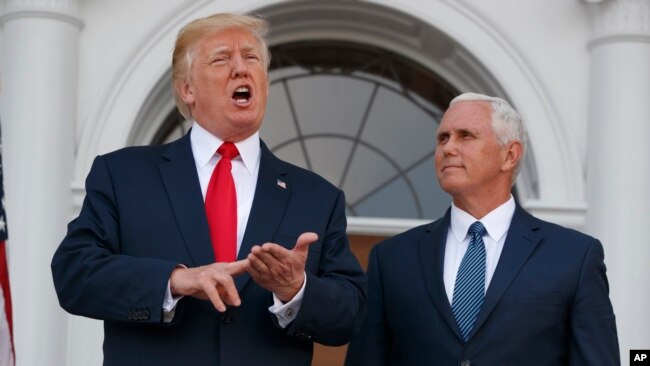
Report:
0,123,15,366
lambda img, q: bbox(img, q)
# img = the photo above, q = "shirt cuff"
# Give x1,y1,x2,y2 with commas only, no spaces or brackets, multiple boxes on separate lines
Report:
268,272,307,328
162,280,183,323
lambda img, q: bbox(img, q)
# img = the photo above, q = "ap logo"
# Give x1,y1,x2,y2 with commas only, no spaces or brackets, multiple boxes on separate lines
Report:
631,350,650,365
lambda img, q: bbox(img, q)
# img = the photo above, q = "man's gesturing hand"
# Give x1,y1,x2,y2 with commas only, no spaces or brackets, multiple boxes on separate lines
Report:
169,260,247,312
246,232,318,302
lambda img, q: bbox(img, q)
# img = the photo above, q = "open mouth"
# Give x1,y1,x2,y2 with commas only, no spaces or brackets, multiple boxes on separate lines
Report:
232,86,252,104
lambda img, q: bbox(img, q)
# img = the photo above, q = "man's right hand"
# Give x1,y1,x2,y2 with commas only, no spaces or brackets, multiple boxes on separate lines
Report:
169,260,248,312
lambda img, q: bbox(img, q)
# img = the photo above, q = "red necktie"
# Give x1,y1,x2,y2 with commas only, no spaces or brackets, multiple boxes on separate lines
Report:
205,142,239,262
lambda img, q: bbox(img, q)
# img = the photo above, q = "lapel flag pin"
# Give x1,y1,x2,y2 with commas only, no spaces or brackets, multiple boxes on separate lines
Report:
276,179,287,189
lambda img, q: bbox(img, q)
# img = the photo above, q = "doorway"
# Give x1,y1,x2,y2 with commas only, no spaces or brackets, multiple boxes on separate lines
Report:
312,233,389,366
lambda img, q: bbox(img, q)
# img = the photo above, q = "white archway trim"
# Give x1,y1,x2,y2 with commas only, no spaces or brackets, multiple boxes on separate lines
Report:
74,0,587,226
379,0,585,206
347,200,589,235
523,200,587,231
259,0,586,229
348,217,430,236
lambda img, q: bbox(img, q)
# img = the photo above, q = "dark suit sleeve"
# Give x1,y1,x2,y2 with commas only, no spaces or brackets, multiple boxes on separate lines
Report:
51,156,178,324
569,239,620,365
345,245,389,366
284,190,367,346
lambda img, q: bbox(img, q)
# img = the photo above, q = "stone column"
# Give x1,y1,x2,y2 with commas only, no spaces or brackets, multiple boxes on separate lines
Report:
585,0,650,363
0,1,82,365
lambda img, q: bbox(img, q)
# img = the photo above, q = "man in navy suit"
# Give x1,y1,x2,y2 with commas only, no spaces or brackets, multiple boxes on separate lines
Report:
51,13,366,366
345,93,619,365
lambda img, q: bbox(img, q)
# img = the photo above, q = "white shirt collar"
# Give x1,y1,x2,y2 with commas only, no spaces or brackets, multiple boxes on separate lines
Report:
189,121,261,175
450,195,516,243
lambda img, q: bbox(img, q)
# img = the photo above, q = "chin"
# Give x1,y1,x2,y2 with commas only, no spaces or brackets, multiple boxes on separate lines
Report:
439,180,465,195
230,120,262,137
228,112,259,125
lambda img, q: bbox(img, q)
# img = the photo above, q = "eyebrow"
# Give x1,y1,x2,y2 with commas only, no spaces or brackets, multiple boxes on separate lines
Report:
436,127,479,139
240,43,258,53
456,128,476,135
205,43,260,59
207,46,231,59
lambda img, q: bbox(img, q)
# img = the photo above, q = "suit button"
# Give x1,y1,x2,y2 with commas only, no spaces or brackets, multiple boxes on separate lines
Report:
221,316,233,324
460,360,471,366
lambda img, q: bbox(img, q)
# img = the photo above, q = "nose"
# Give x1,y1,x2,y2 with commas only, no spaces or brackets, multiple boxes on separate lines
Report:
439,137,457,156
231,54,249,78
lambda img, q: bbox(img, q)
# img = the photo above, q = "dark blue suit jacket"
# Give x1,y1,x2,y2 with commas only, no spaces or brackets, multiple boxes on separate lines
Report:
346,206,619,366
52,133,366,366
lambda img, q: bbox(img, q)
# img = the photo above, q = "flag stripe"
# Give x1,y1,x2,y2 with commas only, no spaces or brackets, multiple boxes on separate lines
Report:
0,119,15,365
0,242,12,337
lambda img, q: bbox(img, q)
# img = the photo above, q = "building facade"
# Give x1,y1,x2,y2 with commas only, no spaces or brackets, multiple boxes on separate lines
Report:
1,0,649,365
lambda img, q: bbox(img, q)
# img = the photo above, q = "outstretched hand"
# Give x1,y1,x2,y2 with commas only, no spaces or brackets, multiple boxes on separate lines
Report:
246,232,318,302
169,260,247,312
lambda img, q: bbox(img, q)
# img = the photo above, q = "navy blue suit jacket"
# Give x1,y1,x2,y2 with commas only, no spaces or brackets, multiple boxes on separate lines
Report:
52,133,366,366
346,206,619,366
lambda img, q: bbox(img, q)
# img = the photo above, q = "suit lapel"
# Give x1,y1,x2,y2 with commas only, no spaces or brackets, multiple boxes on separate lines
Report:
470,205,542,337
418,210,463,340
158,132,215,266
235,141,291,292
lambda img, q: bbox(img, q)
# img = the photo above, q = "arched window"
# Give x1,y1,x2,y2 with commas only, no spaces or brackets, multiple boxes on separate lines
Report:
153,41,459,220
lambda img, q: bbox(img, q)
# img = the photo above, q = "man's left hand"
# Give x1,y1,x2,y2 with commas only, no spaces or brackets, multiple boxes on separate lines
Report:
246,232,318,302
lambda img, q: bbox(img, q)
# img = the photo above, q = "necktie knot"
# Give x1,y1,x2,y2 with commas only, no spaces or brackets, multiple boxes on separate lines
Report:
218,142,239,160
468,221,486,239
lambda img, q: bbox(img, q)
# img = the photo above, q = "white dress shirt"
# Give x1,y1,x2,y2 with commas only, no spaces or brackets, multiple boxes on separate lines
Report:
163,122,305,327
443,196,515,305
190,121,259,250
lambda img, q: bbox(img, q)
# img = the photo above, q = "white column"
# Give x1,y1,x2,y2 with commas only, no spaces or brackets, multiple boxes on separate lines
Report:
0,1,82,365
585,0,650,363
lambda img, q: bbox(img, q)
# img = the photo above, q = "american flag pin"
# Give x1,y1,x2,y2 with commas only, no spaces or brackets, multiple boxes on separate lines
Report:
276,179,287,189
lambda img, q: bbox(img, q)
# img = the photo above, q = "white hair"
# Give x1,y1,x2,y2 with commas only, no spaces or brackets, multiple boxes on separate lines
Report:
450,92,528,180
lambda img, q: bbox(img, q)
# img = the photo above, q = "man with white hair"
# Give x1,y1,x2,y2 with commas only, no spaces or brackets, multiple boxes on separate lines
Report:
345,92,619,365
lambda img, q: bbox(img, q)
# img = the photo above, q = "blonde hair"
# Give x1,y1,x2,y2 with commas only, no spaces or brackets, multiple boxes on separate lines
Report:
172,13,270,119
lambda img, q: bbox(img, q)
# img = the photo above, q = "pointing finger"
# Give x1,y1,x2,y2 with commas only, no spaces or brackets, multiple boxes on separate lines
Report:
226,259,249,276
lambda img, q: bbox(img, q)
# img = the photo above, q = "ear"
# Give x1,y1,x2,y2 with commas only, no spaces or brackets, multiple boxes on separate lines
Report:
176,79,195,106
501,140,523,173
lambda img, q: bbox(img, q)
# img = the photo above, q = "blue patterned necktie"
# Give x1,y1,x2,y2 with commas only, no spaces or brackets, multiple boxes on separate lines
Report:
451,221,487,342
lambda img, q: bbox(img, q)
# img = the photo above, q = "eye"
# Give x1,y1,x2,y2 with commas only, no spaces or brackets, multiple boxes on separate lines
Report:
211,56,228,65
459,130,475,139
246,54,260,62
437,134,449,144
